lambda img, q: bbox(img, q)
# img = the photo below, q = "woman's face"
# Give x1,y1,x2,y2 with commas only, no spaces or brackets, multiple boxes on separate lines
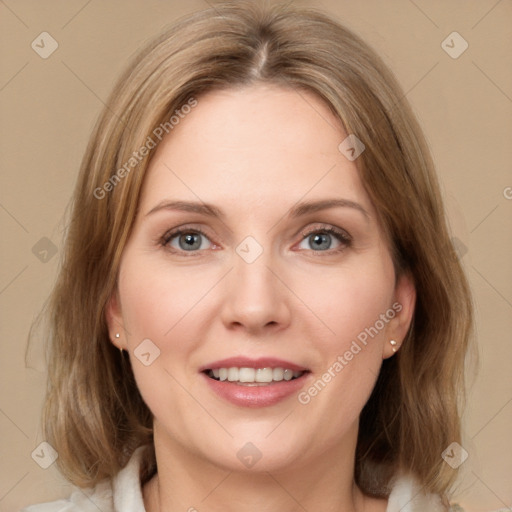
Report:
107,84,415,472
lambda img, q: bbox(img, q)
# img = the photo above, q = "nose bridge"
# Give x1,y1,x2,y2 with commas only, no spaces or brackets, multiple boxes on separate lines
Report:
235,254,273,295
220,242,290,330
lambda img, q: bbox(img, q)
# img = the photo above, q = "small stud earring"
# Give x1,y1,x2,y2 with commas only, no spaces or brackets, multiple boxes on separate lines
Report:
115,333,124,355
390,339,398,353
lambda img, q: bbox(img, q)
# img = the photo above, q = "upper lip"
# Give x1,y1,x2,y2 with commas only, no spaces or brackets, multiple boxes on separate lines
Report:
199,357,309,373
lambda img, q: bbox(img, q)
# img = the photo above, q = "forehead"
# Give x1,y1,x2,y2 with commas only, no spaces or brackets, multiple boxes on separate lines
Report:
138,84,374,216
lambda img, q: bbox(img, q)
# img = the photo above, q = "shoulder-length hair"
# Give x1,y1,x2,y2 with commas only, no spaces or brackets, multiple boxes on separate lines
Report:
36,0,473,500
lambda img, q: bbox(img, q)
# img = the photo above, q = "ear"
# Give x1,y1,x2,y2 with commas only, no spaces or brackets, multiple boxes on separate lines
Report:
382,271,416,359
105,288,125,350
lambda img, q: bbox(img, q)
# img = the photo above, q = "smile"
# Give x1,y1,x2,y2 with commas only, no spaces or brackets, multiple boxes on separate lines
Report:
200,357,311,407
205,367,305,385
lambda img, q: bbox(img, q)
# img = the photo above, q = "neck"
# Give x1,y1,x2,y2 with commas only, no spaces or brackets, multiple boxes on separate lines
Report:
143,422,383,512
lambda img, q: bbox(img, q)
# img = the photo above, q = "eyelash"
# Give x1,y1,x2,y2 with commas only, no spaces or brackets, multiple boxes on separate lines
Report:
159,225,352,256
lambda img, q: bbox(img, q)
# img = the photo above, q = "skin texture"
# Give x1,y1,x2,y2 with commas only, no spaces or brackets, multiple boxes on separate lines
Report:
107,84,416,512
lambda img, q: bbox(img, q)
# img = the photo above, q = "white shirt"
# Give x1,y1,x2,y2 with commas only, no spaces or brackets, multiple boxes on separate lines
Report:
18,446,486,512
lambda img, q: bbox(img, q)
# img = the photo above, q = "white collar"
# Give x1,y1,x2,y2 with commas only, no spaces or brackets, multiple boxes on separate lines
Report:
24,445,481,511
111,445,148,511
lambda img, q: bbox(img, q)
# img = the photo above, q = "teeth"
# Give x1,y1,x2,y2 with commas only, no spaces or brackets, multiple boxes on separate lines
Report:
255,368,273,383
207,367,304,384
273,368,284,381
239,367,255,382
227,367,239,381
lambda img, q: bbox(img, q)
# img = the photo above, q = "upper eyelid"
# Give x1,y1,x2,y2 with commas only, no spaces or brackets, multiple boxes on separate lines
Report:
299,223,351,238
163,222,349,238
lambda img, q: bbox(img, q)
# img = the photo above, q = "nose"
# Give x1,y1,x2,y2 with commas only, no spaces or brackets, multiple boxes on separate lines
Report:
219,252,292,336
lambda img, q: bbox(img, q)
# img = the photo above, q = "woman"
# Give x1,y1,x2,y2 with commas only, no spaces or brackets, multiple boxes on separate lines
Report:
23,2,474,511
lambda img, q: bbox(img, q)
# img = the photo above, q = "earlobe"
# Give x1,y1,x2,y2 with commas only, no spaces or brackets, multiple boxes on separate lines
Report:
383,272,416,359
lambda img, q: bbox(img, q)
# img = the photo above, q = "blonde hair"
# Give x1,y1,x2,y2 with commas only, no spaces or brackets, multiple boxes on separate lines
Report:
35,0,473,501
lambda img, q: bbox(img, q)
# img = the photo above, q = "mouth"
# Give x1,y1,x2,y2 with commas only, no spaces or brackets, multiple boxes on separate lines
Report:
200,357,311,407
203,367,307,386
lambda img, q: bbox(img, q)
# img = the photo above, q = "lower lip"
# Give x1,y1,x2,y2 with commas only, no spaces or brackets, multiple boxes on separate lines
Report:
202,372,309,408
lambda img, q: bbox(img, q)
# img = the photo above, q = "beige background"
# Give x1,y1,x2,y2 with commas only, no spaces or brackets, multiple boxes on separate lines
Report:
1,0,511,511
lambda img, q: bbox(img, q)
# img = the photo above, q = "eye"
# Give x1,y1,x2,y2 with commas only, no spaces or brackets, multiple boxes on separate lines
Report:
163,229,213,252
297,227,351,252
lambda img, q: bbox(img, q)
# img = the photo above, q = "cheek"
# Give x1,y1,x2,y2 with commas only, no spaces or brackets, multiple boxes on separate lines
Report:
300,258,395,349
119,257,213,344
117,259,208,399
307,257,395,384
294,253,395,410
117,259,212,437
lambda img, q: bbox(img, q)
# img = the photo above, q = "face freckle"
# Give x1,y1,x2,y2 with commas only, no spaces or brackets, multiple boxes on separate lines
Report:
108,83,414,474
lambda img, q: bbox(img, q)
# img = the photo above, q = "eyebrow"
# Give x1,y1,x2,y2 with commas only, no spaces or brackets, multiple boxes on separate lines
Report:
145,200,224,218
289,198,369,221
145,198,369,221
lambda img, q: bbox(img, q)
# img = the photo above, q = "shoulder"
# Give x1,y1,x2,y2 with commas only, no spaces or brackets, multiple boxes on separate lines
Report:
386,473,447,512
20,445,148,512
386,474,507,512
19,480,113,512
